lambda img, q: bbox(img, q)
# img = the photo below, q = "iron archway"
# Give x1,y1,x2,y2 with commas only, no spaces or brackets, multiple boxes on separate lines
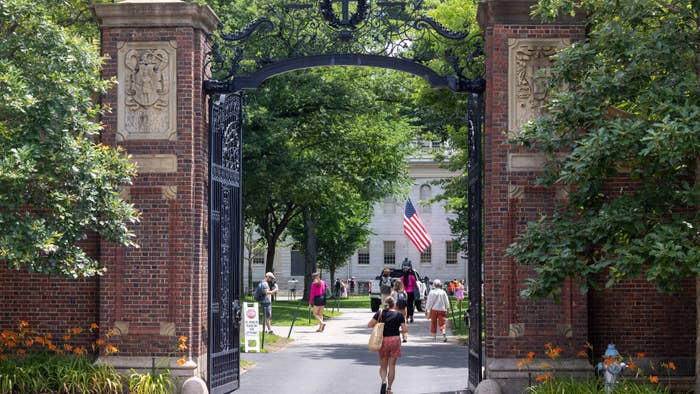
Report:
204,1,484,393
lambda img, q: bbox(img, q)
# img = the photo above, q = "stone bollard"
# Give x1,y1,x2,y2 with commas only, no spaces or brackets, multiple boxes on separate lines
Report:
474,379,503,394
182,376,208,394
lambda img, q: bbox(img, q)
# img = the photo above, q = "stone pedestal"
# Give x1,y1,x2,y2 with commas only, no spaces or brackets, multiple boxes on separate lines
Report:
92,0,219,378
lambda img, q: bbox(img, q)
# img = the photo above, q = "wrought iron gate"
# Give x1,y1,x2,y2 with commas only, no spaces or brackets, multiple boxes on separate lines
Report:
466,91,484,392
207,93,243,394
204,1,485,392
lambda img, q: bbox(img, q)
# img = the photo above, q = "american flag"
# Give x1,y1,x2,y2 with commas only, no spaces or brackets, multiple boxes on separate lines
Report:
403,199,432,252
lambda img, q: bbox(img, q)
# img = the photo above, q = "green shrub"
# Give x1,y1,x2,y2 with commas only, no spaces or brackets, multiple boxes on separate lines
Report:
526,378,684,394
128,368,177,394
0,353,123,394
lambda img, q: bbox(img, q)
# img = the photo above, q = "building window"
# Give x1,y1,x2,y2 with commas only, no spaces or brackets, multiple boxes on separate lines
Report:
253,248,265,265
420,245,432,265
383,241,396,265
420,185,431,214
383,197,395,214
358,242,370,265
446,241,458,265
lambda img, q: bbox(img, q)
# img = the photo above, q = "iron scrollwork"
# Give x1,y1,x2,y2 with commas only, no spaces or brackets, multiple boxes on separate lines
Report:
206,0,484,93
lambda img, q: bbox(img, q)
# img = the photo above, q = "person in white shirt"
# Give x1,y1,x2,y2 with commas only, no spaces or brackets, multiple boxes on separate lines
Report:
425,279,450,342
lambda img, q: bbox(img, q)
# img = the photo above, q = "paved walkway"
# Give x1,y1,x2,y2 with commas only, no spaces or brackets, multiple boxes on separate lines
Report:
238,308,469,394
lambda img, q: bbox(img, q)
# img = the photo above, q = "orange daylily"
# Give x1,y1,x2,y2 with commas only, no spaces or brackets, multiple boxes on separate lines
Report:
64,344,73,352
636,352,646,358
603,358,614,367
62,334,71,341
179,336,188,343
177,357,186,366
90,323,99,330
627,362,637,370
535,373,552,382
71,327,82,335
577,350,587,358
649,375,659,383
179,343,187,351
105,344,119,354
667,361,676,370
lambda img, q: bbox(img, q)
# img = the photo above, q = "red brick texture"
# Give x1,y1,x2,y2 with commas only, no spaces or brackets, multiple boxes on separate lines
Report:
481,9,695,369
97,24,211,357
0,235,100,349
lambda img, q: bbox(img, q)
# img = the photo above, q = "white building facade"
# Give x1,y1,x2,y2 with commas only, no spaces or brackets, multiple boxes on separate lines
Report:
244,154,467,295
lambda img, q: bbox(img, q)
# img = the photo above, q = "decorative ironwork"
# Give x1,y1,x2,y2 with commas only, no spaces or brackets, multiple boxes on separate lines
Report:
206,0,483,93
466,91,483,391
208,93,243,394
205,3,486,392
320,0,369,30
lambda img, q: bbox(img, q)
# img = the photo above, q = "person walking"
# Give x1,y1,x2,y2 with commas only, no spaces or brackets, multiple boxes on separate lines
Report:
378,267,393,305
260,272,278,335
401,267,418,323
391,280,408,330
368,296,407,394
309,272,328,332
454,280,465,308
425,279,450,342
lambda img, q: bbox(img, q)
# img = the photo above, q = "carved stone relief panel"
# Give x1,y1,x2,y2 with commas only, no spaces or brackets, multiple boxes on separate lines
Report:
508,38,569,136
117,41,177,141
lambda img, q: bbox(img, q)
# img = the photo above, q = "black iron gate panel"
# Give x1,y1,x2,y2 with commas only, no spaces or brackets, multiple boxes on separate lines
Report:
208,93,243,394
466,91,483,392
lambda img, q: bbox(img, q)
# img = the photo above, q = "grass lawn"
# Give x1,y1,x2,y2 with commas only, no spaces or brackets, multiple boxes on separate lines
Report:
240,295,370,328
447,297,468,340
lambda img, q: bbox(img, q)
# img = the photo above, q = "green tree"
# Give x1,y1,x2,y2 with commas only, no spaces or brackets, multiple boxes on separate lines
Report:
288,186,374,285
505,1,699,389
0,0,139,278
242,67,416,275
407,0,482,254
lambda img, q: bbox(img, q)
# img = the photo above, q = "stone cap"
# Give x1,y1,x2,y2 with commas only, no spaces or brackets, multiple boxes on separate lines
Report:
92,0,220,34
477,0,585,29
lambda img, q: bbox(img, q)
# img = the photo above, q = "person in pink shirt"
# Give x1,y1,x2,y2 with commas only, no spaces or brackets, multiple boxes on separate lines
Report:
309,272,327,332
401,267,418,323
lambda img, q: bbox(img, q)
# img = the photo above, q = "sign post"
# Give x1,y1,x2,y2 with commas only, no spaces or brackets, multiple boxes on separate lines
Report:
243,302,260,353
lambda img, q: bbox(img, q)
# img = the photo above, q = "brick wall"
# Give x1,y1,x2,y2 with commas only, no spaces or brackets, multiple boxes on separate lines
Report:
97,23,210,357
480,1,695,371
0,235,100,349
482,21,588,359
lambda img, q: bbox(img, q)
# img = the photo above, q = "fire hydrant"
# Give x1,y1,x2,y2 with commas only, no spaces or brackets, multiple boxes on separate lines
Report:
597,344,627,393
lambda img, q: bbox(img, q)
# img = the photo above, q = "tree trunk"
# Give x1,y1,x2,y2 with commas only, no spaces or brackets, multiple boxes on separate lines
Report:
246,232,253,295
303,210,318,302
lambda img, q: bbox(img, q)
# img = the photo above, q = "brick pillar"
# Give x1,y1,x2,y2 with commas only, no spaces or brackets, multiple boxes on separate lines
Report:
477,1,589,392
92,0,218,379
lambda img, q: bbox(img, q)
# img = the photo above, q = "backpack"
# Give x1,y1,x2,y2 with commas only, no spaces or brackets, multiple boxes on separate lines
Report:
254,281,266,302
396,291,407,309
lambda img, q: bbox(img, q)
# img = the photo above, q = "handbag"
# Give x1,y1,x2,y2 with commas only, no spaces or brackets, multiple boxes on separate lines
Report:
368,310,384,352
324,281,333,299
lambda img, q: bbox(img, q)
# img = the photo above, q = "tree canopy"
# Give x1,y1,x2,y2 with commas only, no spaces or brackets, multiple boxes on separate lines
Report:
506,0,700,298
0,0,138,277
242,67,417,274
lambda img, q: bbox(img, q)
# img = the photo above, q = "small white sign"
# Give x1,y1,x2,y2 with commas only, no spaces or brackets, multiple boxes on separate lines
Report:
243,302,260,352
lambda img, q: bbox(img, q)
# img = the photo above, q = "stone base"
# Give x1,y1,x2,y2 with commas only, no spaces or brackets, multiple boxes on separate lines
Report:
96,355,199,378
486,358,593,394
